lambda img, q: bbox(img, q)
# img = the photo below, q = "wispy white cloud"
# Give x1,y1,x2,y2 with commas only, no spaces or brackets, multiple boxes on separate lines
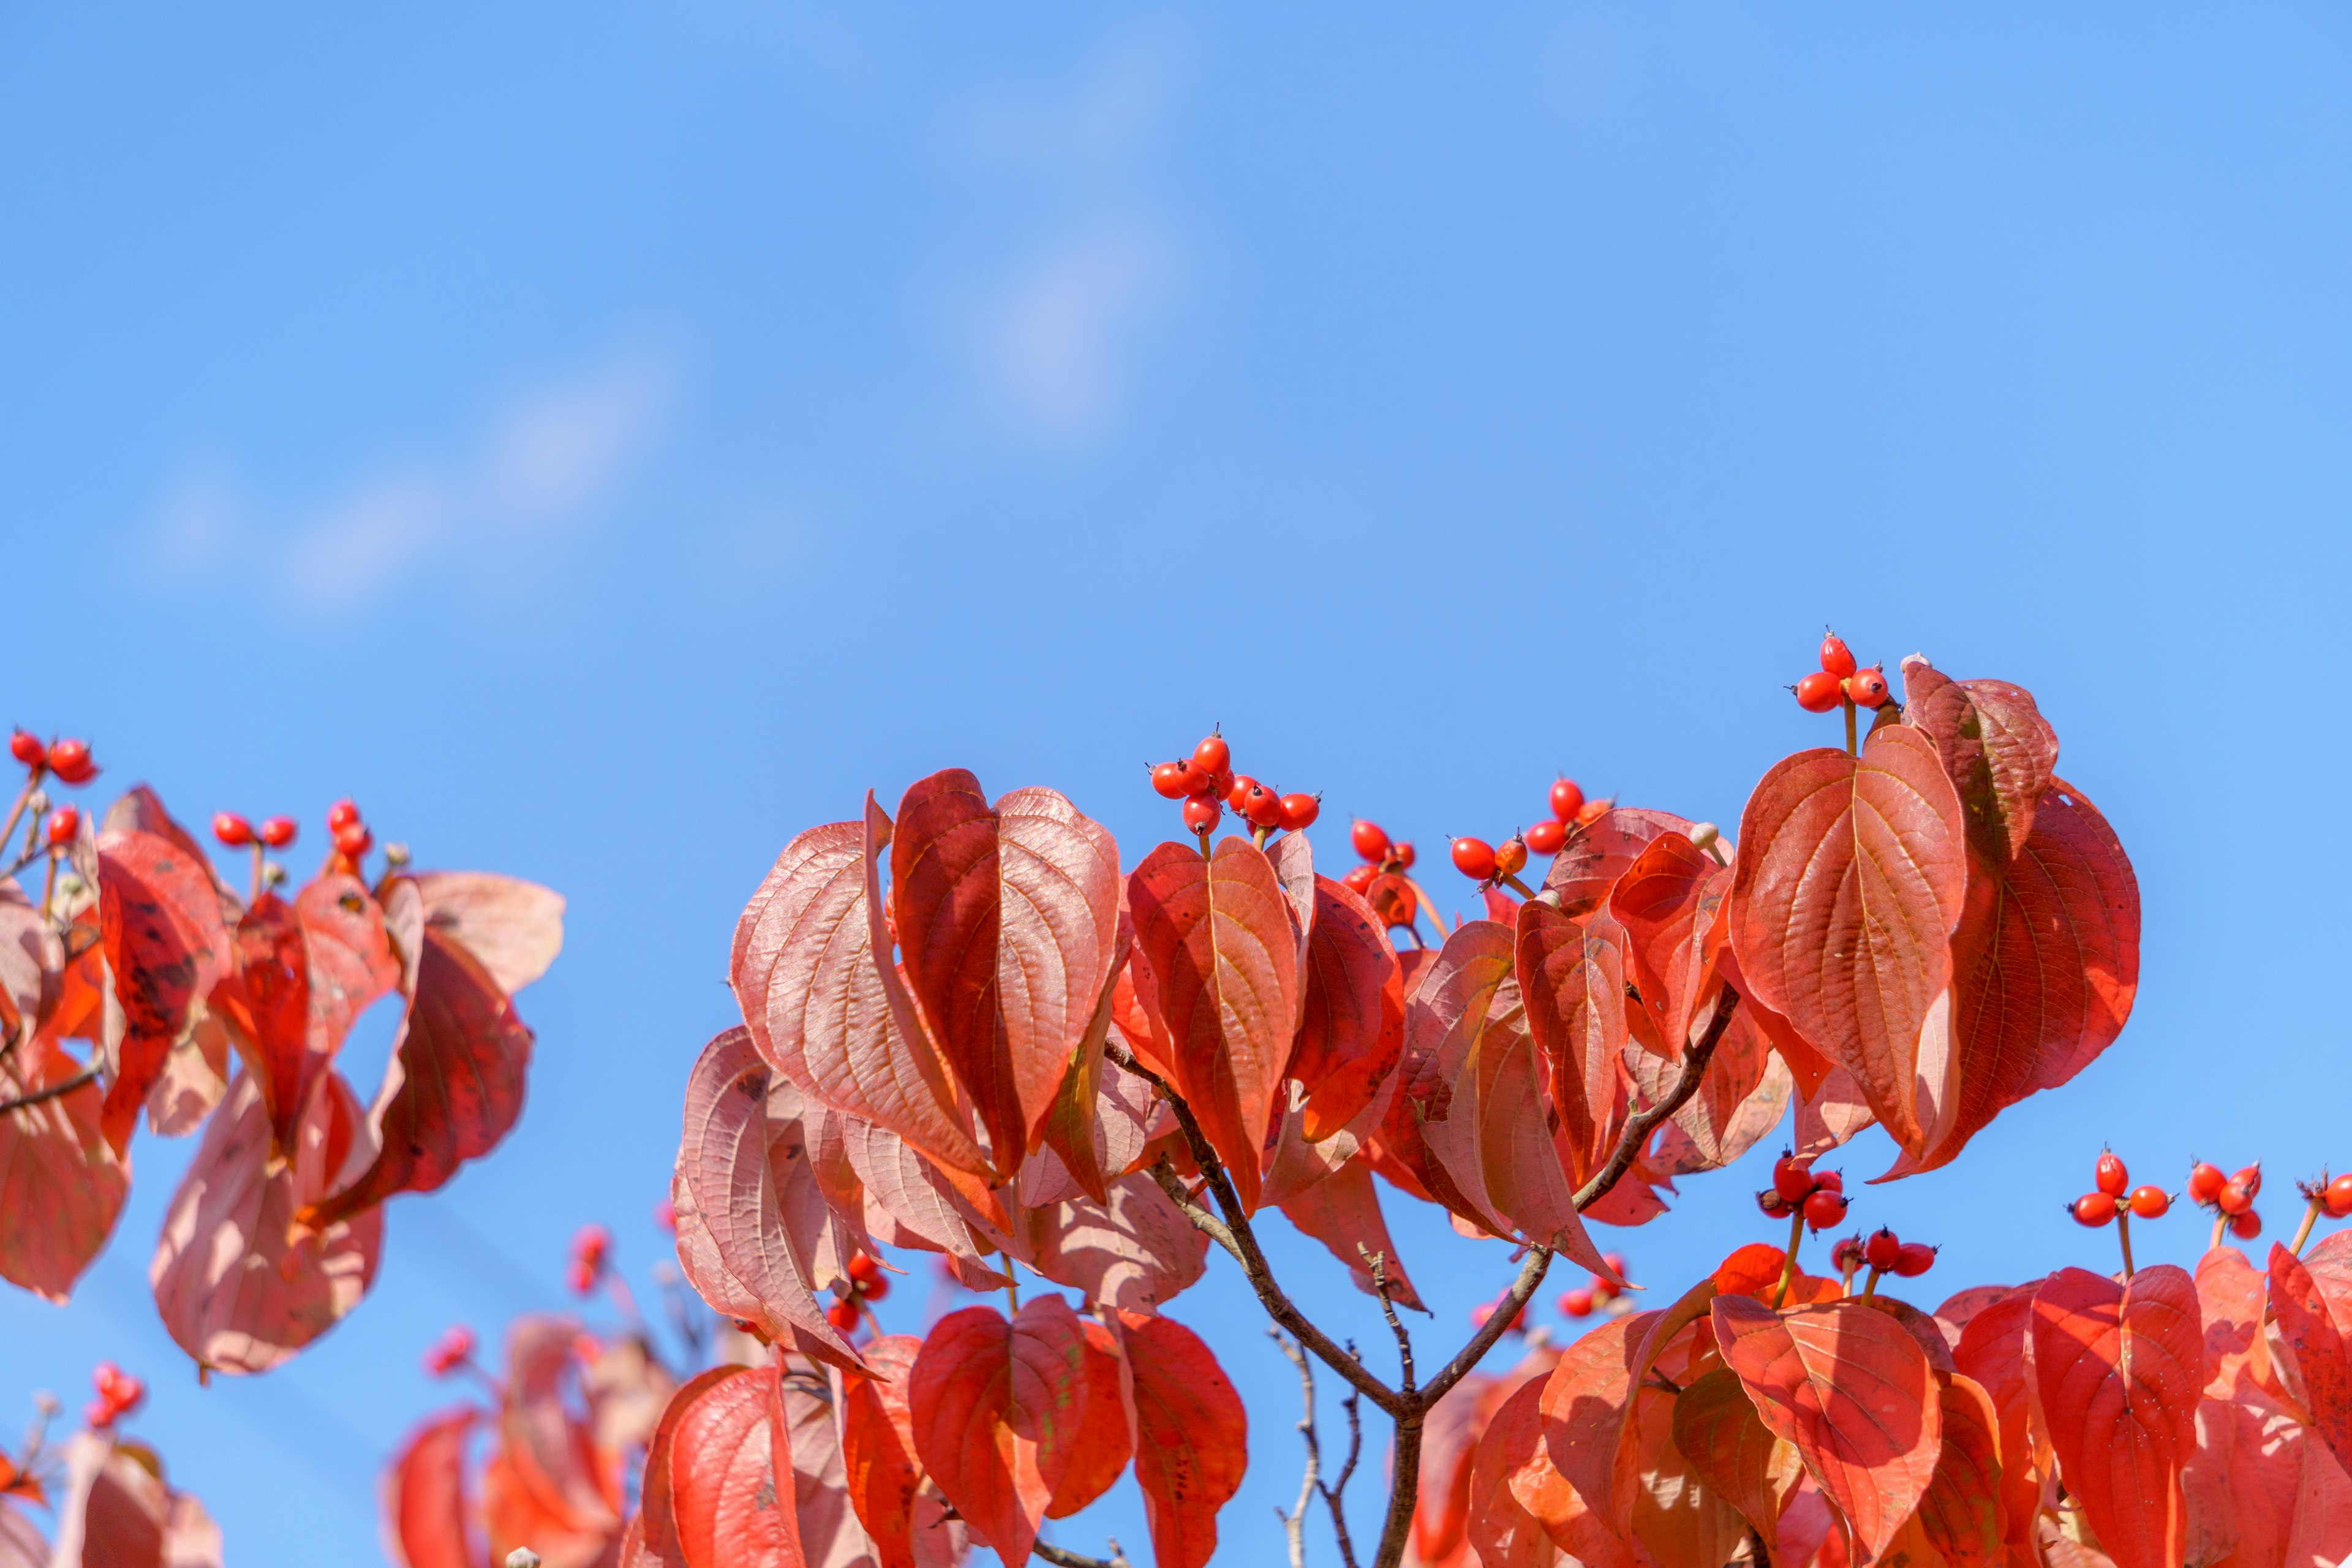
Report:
981,219,1178,443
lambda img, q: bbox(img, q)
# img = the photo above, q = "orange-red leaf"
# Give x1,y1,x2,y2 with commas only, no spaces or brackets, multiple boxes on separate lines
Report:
1292,874,1404,1142
1711,1294,1943,1563
908,1298,1088,1568
1539,1312,1648,1527
1608,831,1731,1057
1478,1371,1635,1568
2270,1246,2352,1480
1901,660,2060,865
1671,1366,1800,1553
1119,1310,1248,1568
838,1335,938,1568
1278,1156,1425,1311
2199,1248,2275,1398
666,1362,804,1568
1021,1171,1207,1314
1515,902,1630,1187
1915,1373,2006,1568
1046,1319,1131,1518
0,1035,126,1302
1544,807,1692,918
1728,726,1968,1159
97,826,232,1153
383,1409,480,1568
2030,1264,2203,1568
1952,1283,2043,1568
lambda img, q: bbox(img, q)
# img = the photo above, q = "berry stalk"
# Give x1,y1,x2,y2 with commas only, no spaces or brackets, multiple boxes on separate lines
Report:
2116,1210,2135,1280
1770,1208,1805,1310
2290,1196,2324,1257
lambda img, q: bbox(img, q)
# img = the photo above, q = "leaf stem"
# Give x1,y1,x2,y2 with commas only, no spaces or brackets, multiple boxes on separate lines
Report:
1771,1207,1806,1309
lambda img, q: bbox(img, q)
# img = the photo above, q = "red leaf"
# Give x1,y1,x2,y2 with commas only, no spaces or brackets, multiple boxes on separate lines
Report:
407,871,564,996
1544,807,1693,918
1633,1003,1791,1176
776,1363,877,1568
1118,1309,1248,1568
1931,1285,2014,1348
0,1035,126,1302
1020,1170,1207,1313
730,820,984,1179
666,1361,805,1568
1412,921,1613,1275
2199,1248,2275,1398
1915,1373,2007,1568
1124,837,1300,1214
1728,726,1968,1158
1608,832,1732,1057
1046,1319,1132,1518
97,826,232,1153
1901,660,2060,864
1278,1156,1426,1311
888,771,1123,1168
833,1107,1011,1290
150,1069,382,1374
1292,875,1405,1142
1629,1373,1749,1568
1711,1294,1944,1562
1538,1311,1649,1528
2271,1246,2352,1480
2030,1264,2204,1568
1952,1283,2045,1568
383,1409,480,1568
840,1335,926,1568
631,1365,741,1567
1515,902,1632,1187
302,878,535,1226
908,1298,1090,1568
1670,1366,1802,1554
48,1431,222,1568
1474,1373,1635,1568
496,1315,622,1544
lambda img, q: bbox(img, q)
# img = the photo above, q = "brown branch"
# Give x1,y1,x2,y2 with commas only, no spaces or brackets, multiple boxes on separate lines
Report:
1416,1243,1553,1409
1358,1246,1415,1396
1573,987,1741,1210
1034,1542,1130,1568
1372,1406,1424,1568
0,1065,98,1116
1272,1331,1318,1568
1323,1357,1365,1568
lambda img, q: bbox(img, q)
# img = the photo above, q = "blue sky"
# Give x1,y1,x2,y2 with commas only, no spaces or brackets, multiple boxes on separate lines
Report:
5,4,2350,1562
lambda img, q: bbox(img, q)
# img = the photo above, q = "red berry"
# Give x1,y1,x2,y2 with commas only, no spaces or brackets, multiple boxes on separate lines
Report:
1831,1236,1866,1276
1224,774,1259,812
1242,782,1285,828
2218,1180,2255,1217
2095,1152,2129,1197
1756,1188,1793,1218
1278,793,1320,832
1863,1228,1902,1272
1470,1303,1493,1329
1771,1152,1817,1204
1204,767,1235,800
45,807,78,848
653,1199,677,1234
2071,1192,2117,1227
1451,837,1498,881
1392,842,1416,869
1493,837,1528,879
1845,669,1891,709
47,739,96,785
848,1253,881,1283
259,816,297,848
1602,1253,1628,1280
1525,820,1567,856
1151,762,1191,799
1892,1243,1936,1278
1588,1273,1618,1305
2230,1210,2263,1240
2128,1186,2170,1219
2234,1164,2264,1201
1819,633,1857,679
1341,865,1378,895
1794,671,1844,713
423,1325,477,1378
213,812,254,846
1814,1169,1844,1194
335,823,374,859
2325,1175,2352,1219
85,1400,114,1431
1182,795,1222,835
1549,779,1585,822
1193,733,1230,774
1803,1189,1849,1230
859,1273,891,1303
7,731,42,768
2187,1163,2226,1205
826,1300,862,1333
327,798,363,834
1352,821,1391,862
1558,1287,1595,1319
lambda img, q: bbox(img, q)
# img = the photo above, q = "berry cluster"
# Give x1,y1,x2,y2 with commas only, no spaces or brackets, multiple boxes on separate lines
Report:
422,1324,478,1379
1556,1253,1632,1320
327,796,375,867
212,812,298,850
1790,632,1891,714
1756,1150,1850,1231
2070,1150,2173,1227
2299,1172,2352,1222
85,1362,144,1431
567,1223,612,1296
1340,820,1420,933
825,1251,891,1333
9,731,99,786
1830,1227,1936,1286
2185,1159,2264,1239
1148,730,1319,842
1449,777,1603,888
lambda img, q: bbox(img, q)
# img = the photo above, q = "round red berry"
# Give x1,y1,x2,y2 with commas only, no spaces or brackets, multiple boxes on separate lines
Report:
2218,1180,2255,1217
1549,779,1585,822
826,1299,861,1333
1771,1153,1817,1205
327,798,363,834
1803,1189,1849,1230
1225,774,1259,812
2128,1185,2170,1219
1819,633,1857,679
7,731,41,768
1242,783,1285,828
2095,1151,2128,1197
1602,1253,1628,1280
45,807,78,848
1558,1287,1595,1318
1352,821,1392,862
1813,1169,1844,1194
1277,793,1320,832
2071,1192,2117,1227
2187,1162,2226,1205
1451,837,1498,881
848,1253,880,1283
2326,1175,2352,1219
2230,1210,2263,1240
46,739,96,785
2234,1164,2264,1200
1794,671,1844,713
1493,837,1528,879
1891,1242,1936,1278
336,823,374,859
1392,842,1416,869
1150,762,1191,799
1845,668,1891,709
213,812,254,846
260,816,297,848
1525,820,1566,856
860,1273,891,1303
1182,796,1222,835
1863,1229,1902,1271
1193,733,1230,775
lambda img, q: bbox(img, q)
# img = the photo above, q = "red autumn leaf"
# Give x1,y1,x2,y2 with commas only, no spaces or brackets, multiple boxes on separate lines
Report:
1411,920,1614,1276
47,1431,223,1568
1473,1373,1637,1568
407,870,565,997
1670,1366,1803,1555
1029,915,1134,1206
1515,901,1632,1187
1632,1003,1792,1176
888,771,1123,1168
1544,807,1694,918
1292,873,1405,1142
2030,1264,2204,1568
97,824,232,1153
1931,1285,2014,1348
383,1409,480,1568
730,819,984,1180
1915,1373,2007,1568
775,1363,878,1568
1124,837,1300,1215
1539,1311,1649,1528
0,1033,126,1302
667,1027,862,1371
1728,725,1968,1159
908,1298,1089,1568
1629,1373,1749,1568
666,1361,805,1568
1278,1155,1426,1311
1711,1294,1945,1563
1951,1283,2045,1567
1046,1319,1132,1519
1019,1170,1207,1314
839,1335,926,1568
2271,1246,2352,1481
834,1107,1012,1290
1118,1308,1249,1568
496,1316,622,1545
2199,1248,2275,1398
631,1365,744,1567
1608,831,1732,1056
301,878,537,1226
1901,659,2060,864
149,1068,383,1374
1710,1242,1840,1306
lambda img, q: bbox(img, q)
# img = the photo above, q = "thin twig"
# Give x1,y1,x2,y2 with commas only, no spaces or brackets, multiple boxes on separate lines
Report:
1322,1351,1365,1568
1572,987,1741,1210
1272,1331,1318,1568
1359,1247,1415,1396
1416,1243,1552,1409
1035,1544,1129,1568
0,1065,99,1116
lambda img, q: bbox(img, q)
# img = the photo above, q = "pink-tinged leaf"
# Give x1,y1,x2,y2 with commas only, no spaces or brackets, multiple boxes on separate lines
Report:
628,1365,742,1568
835,1109,1011,1291
1792,1066,1876,1158
1953,1283,2045,1568
0,881,47,1049
1412,921,1613,1276
669,1028,862,1372
889,771,1123,1167
2303,1232,2352,1316
302,879,536,1226
146,1006,231,1139
1472,1373,1628,1568
1901,659,2060,865
1932,1285,2014,1349
1636,1003,1791,1176
2030,1264,2204,1568
1538,1311,1649,1527
1046,1320,1132,1519
48,1431,224,1568
1515,902,1630,1187
382,1409,480,1568
408,871,565,995
908,1298,1088,1568
1021,1170,1207,1313
1670,1366,1803,1554
1118,1309,1248,1568
775,1364,876,1568
1916,1373,2007,1568
1728,726,1968,1159
98,826,232,1153
0,1502,38,1568
0,1035,126,1302
730,820,984,1180
150,1069,382,1374
1608,832,1732,1057
1292,875,1404,1143
1711,1294,1945,1563
1544,808,1694,918
497,1316,622,1548
2201,1248,2275,1398
665,1361,805,1568
1125,837,1301,1214
2272,1246,2352,1480
840,1335,927,1568
1278,1156,1425,1311
2193,1389,2315,1568
1031,919,1135,1206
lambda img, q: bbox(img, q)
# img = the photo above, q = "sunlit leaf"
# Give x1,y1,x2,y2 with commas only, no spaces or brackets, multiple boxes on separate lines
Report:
1901,659,2060,865
908,1298,1088,1568
1117,1309,1247,1568
0,1034,125,1302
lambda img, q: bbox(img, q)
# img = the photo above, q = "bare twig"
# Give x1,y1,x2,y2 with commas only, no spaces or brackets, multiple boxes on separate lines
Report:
1372,1408,1423,1568
1572,988,1741,1210
0,1065,99,1117
1358,1247,1415,1396
1035,1544,1129,1568
1417,1242,1552,1409
1323,1354,1365,1568
1273,1331,1318,1568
